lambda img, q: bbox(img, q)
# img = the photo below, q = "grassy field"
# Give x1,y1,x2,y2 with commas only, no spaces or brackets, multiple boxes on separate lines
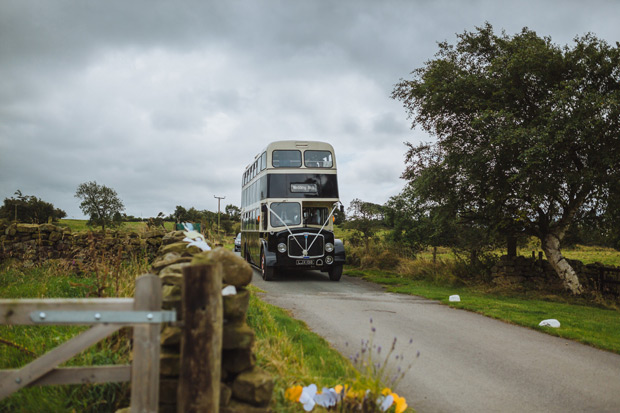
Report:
413,245,620,267
334,225,620,267
58,219,238,250
562,245,620,267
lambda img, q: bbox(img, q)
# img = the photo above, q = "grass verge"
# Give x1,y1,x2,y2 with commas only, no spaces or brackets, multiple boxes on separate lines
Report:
246,285,358,412
345,268,620,354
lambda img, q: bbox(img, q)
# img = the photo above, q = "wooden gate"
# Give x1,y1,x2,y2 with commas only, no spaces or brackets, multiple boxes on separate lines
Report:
0,274,175,412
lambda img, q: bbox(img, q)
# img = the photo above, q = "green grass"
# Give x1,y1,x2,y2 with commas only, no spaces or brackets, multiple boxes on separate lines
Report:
414,244,620,267
58,219,176,233
562,245,620,267
58,219,238,251
0,260,143,412
346,268,620,354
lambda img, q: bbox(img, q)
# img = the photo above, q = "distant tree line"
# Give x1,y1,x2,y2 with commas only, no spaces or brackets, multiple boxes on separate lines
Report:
2,182,243,236
170,204,240,235
0,190,67,224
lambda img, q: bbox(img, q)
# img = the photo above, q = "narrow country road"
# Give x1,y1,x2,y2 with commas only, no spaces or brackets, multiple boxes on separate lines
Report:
251,269,620,413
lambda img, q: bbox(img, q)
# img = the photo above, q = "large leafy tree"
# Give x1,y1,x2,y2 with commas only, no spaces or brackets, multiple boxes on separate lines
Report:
345,198,385,252
225,204,241,221
392,24,620,294
172,205,189,223
75,181,125,231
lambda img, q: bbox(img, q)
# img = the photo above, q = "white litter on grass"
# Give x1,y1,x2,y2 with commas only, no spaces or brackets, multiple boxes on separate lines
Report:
449,295,461,302
222,285,237,296
539,319,561,328
184,238,211,251
182,222,211,251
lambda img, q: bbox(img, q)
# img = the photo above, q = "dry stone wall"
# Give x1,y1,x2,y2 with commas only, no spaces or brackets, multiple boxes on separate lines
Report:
151,230,273,413
491,254,619,295
0,222,164,263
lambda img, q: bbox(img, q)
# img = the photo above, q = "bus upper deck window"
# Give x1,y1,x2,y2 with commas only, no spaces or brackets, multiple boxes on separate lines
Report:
304,150,333,168
272,150,302,168
260,152,267,170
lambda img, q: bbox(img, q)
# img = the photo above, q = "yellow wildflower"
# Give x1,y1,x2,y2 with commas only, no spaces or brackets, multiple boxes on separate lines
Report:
380,388,408,413
391,392,408,413
285,385,303,402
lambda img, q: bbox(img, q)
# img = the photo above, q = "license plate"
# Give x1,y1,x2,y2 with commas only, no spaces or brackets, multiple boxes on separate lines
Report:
296,259,314,265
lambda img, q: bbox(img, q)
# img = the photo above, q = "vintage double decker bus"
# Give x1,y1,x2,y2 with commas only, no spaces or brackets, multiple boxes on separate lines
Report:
240,141,345,281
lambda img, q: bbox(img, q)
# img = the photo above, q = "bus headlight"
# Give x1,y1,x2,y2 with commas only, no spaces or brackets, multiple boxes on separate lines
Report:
325,256,334,264
325,242,334,253
277,243,287,253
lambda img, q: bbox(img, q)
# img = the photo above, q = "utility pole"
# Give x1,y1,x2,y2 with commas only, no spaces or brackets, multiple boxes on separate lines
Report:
214,195,226,240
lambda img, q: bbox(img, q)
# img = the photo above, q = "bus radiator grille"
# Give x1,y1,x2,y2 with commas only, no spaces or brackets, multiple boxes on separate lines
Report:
287,233,324,258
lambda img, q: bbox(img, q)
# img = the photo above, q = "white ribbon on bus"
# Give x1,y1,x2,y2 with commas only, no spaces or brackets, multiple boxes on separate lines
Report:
264,202,341,257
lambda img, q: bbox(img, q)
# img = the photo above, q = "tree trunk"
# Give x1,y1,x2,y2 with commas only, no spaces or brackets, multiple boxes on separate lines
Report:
507,235,517,257
469,249,478,265
541,233,583,295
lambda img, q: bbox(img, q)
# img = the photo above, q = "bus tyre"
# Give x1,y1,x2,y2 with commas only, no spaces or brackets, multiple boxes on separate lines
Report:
261,250,274,281
328,265,343,282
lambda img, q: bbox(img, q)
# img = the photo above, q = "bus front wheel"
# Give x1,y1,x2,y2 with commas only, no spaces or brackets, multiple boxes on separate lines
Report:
328,264,343,281
261,250,274,281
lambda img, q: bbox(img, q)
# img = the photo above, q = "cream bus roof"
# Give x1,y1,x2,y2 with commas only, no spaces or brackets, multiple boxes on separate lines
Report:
245,140,337,170
264,140,335,152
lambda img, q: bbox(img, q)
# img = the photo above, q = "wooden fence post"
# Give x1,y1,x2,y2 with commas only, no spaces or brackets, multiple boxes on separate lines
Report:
178,263,223,413
131,274,163,413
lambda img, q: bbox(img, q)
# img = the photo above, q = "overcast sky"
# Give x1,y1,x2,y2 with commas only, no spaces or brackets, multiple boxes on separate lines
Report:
2,0,619,219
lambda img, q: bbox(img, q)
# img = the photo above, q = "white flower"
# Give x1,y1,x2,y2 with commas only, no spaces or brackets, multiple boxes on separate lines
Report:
315,387,339,408
377,394,394,411
299,384,317,411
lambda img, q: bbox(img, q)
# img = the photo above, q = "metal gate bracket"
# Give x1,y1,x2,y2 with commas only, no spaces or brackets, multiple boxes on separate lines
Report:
30,310,177,324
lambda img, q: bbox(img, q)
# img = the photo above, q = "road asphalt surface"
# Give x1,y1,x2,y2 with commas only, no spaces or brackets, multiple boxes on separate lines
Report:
251,268,620,413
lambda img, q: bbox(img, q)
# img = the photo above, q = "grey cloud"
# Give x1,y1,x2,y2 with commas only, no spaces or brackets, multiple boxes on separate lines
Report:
2,0,620,218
